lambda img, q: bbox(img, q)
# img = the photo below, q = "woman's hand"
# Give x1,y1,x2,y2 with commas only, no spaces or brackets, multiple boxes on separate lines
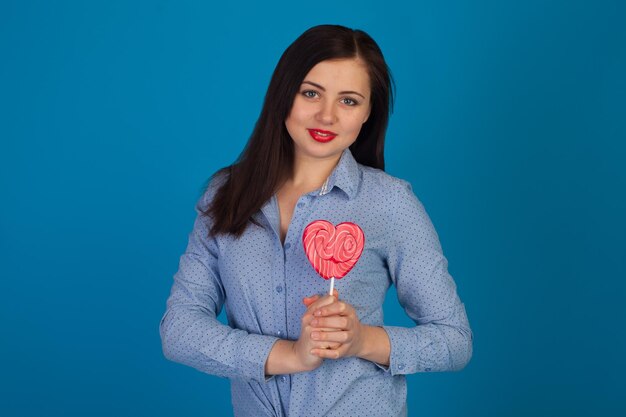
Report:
265,292,339,375
292,292,341,370
306,296,391,365
306,296,366,360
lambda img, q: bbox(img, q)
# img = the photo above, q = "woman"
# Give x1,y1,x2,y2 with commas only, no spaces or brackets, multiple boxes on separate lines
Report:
160,24,472,417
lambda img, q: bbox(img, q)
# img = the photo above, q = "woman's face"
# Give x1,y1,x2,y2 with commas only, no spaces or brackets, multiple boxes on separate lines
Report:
285,58,371,163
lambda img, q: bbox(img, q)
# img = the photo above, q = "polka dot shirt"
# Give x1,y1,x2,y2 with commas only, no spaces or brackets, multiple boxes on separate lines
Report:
160,149,473,417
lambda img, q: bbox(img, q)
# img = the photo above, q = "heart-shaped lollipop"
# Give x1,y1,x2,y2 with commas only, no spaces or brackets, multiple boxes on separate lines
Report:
302,220,365,294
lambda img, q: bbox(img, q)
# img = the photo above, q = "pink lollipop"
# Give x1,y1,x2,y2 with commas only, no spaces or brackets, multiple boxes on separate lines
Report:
302,220,365,294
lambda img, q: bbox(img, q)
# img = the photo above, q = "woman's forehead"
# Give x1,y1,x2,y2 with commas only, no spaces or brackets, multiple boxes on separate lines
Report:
302,58,371,95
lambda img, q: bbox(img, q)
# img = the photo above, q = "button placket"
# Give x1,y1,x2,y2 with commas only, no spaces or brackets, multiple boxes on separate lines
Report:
282,197,305,255
272,216,288,350
281,195,309,341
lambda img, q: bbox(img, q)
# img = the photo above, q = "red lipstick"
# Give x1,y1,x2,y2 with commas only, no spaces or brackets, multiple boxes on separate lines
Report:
307,128,338,143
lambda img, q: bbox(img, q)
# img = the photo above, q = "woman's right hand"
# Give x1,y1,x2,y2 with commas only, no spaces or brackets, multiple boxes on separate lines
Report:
265,291,339,375
293,291,341,370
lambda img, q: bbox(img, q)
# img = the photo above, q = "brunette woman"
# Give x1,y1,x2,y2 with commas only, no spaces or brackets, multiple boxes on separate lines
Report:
160,24,472,417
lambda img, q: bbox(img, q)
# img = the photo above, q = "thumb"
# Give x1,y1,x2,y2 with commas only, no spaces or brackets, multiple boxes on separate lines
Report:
302,294,321,307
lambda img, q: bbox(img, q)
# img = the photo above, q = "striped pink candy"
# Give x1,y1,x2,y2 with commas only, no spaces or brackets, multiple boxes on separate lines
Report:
302,220,365,280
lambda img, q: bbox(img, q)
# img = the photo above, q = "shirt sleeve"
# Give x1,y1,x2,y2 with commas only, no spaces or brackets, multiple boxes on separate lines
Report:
381,180,473,375
159,181,279,383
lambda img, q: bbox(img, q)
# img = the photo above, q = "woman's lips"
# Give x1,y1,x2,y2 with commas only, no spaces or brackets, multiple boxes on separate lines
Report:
307,128,338,143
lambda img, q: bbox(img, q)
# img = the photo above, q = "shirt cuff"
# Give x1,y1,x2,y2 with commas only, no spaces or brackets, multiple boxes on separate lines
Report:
381,325,427,375
237,334,280,383
373,361,391,372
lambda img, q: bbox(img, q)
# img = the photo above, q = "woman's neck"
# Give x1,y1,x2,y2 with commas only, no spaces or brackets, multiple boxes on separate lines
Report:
288,152,342,191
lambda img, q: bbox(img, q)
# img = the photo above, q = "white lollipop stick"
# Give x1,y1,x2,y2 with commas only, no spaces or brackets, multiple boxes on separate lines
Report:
328,277,335,296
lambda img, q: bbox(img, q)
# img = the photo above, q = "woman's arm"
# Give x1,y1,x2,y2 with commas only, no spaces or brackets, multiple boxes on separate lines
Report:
160,191,279,383
382,180,473,374
308,180,473,374
161,184,345,380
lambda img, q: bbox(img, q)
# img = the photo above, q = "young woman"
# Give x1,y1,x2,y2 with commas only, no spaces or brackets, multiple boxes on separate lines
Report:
160,24,472,417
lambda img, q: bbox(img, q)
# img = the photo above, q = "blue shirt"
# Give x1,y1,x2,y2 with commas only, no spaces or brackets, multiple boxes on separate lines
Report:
160,149,473,417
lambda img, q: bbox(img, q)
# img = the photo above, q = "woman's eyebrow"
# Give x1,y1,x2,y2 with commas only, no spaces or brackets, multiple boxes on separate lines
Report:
301,80,366,99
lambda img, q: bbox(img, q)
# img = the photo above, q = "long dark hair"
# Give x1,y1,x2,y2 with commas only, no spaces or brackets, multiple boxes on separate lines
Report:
204,24,395,237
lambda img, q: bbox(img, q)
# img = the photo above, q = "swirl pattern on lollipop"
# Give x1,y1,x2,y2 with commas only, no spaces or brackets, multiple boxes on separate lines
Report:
302,220,365,280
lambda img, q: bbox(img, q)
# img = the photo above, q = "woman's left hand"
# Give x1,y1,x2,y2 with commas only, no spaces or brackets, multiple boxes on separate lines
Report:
307,298,365,359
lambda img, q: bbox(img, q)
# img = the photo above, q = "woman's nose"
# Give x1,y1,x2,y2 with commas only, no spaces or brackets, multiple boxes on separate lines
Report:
315,100,337,125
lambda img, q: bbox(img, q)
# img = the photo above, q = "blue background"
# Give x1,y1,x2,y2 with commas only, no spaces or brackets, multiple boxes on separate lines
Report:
1,1,625,416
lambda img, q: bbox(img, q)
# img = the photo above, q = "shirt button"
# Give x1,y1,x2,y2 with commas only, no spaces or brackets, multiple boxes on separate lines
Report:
276,285,283,293
297,202,305,208
280,376,287,382
284,243,291,250
398,364,405,371
277,330,282,337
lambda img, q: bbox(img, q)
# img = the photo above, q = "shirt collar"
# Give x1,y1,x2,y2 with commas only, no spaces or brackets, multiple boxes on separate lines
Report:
319,148,360,200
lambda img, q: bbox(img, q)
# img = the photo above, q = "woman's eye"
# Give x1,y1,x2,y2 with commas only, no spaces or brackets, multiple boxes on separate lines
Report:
341,98,358,106
302,90,318,98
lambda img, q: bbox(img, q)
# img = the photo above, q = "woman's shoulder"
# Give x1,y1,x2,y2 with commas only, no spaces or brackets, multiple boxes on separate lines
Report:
196,168,230,212
357,164,436,236
357,163,417,200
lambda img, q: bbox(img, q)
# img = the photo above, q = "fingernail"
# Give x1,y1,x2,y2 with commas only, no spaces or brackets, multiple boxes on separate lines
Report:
311,332,319,339
311,319,318,326
314,310,322,316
